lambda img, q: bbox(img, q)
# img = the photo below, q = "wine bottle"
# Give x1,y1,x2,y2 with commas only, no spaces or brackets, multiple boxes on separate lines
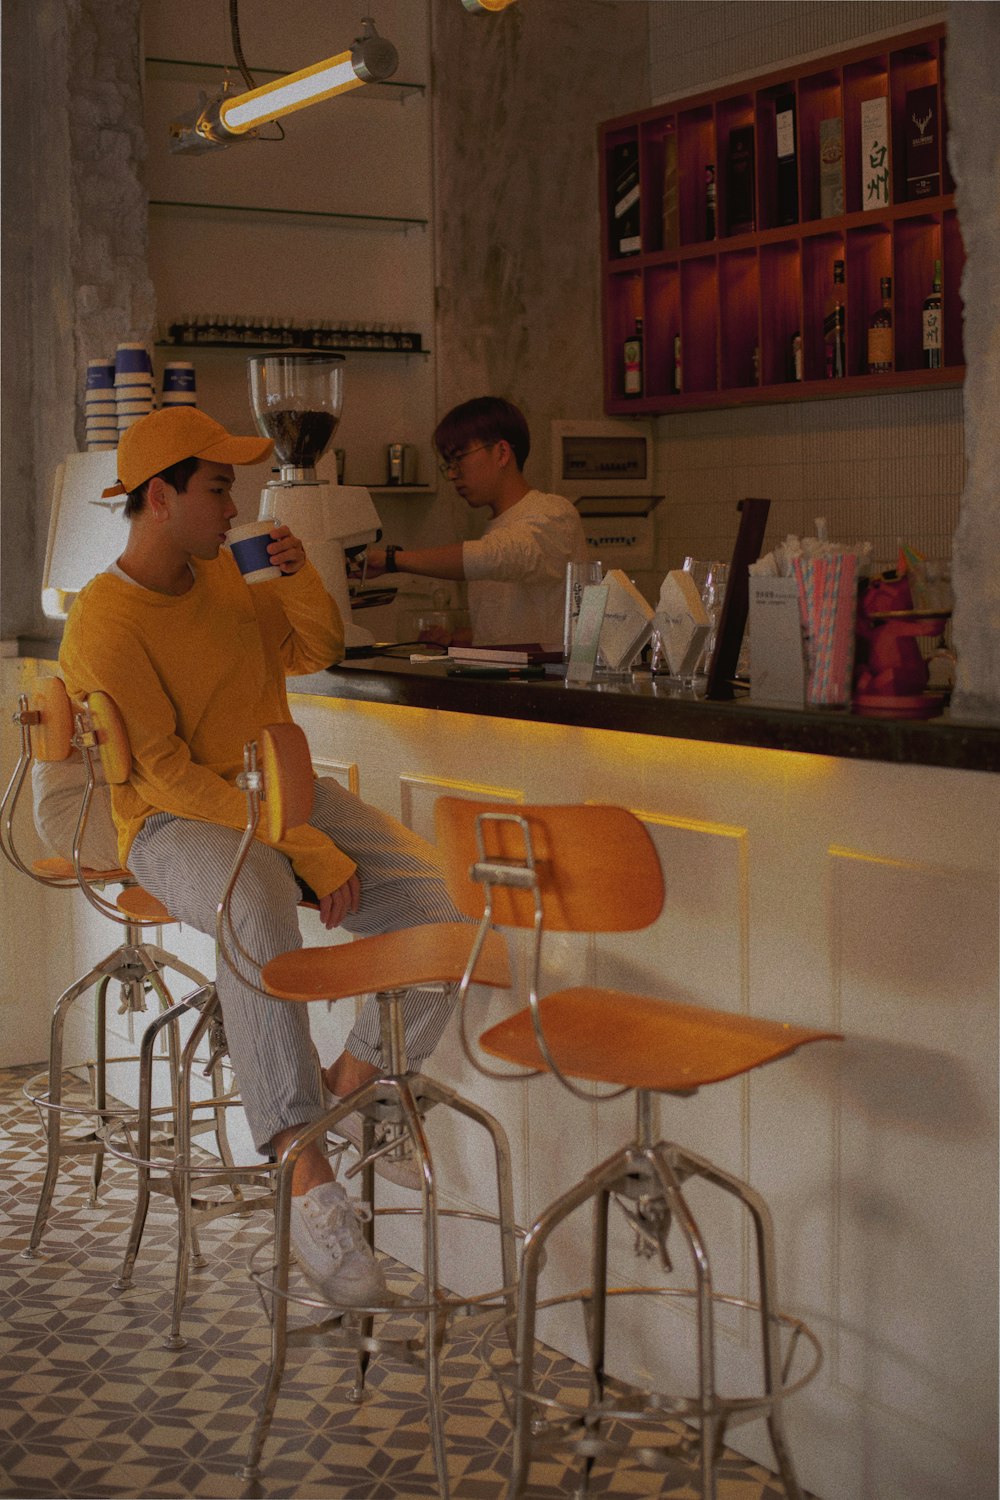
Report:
705,164,717,240
867,275,893,374
790,330,803,382
922,258,943,369
672,333,682,394
824,259,846,378
775,91,798,226
623,318,643,397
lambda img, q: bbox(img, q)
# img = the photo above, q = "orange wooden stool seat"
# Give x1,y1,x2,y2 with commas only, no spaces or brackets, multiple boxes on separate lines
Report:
32,855,133,885
481,988,832,1093
434,797,840,1500
115,885,174,924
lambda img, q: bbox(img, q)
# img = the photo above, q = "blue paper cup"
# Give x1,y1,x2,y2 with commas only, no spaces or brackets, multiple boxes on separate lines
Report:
86,359,115,390
115,342,152,376
163,361,196,393
226,520,282,584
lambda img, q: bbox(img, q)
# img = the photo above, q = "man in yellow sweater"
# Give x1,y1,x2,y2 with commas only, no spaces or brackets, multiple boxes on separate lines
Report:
60,407,461,1306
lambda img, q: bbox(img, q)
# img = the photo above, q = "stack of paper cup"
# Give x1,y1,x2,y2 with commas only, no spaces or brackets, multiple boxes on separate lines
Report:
115,343,155,432
161,361,197,407
84,360,117,450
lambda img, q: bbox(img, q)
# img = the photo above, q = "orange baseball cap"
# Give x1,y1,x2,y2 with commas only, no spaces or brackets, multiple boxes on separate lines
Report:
102,407,273,498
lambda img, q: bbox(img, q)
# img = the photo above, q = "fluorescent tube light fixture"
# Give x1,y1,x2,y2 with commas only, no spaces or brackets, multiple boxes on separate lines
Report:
462,0,519,10
169,16,398,155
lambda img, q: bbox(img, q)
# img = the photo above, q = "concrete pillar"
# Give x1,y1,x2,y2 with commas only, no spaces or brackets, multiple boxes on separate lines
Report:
429,0,649,490
946,0,1000,722
0,0,153,642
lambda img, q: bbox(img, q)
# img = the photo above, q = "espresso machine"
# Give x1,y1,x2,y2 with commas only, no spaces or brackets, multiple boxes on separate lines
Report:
247,351,381,648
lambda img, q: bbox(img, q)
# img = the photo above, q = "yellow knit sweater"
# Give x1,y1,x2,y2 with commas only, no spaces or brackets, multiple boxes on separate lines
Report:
60,553,353,898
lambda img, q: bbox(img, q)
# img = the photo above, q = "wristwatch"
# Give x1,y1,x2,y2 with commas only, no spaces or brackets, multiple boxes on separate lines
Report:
384,543,401,573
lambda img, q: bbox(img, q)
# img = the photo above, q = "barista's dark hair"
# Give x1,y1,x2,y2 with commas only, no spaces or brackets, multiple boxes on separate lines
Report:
124,455,201,519
433,396,530,472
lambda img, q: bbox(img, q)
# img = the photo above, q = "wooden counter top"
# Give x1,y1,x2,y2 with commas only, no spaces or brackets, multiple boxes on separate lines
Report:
290,655,1000,774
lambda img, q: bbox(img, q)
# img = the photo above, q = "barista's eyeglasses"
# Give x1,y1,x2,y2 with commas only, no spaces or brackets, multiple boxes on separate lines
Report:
437,443,494,476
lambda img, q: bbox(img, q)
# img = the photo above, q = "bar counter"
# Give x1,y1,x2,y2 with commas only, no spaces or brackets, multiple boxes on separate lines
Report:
293,653,1000,774
3,647,998,1500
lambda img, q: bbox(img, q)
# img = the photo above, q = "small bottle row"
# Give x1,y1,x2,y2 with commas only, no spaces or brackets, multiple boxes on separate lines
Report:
159,314,424,353
606,26,949,258
607,211,962,403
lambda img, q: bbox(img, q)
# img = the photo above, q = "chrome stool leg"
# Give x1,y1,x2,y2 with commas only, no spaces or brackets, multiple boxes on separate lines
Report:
22,955,131,1258
243,996,519,1498
505,1135,818,1500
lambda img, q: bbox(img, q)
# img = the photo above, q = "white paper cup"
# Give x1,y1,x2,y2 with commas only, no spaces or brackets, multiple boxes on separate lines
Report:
115,372,155,389
160,391,198,406
226,520,282,584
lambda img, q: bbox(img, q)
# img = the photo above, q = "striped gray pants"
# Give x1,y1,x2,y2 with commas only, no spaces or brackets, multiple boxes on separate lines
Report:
128,778,460,1153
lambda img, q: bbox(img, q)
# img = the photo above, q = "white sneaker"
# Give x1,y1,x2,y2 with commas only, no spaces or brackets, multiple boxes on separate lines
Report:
289,1180,388,1307
323,1088,424,1192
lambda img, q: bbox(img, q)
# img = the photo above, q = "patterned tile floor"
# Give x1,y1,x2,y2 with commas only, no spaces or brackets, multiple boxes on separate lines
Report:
1,1065,808,1499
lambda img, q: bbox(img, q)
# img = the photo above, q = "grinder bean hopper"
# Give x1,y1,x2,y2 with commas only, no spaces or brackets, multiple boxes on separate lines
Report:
247,351,381,648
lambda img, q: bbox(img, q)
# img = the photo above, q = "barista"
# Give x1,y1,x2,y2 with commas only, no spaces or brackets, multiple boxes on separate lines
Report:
365,396,588,647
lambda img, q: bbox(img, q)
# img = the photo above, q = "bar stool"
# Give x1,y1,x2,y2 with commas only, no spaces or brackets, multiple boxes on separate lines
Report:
434,798,841,1500
73,689,276,1348
1,677,218,1264
215,723,519,1498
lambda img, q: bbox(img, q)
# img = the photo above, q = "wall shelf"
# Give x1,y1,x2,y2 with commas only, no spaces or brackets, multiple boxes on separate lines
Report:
600,22,964,415
149,199,427,230
145,56,426,103
155,340,431,358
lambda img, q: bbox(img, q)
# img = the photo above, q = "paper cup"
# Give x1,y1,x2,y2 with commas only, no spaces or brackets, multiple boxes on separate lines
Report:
160,391,198,406
86,360,115,390
163,361,196,393
226,520,282,584
115,342,152,376
115,372,155,389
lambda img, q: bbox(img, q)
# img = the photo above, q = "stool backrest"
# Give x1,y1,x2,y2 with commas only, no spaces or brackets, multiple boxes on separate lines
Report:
259,724,314,842
434,798,664,934
84,691,132,785
27,677,75,762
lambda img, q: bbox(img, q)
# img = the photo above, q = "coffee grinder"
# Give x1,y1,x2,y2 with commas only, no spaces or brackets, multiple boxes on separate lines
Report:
247,351,381,648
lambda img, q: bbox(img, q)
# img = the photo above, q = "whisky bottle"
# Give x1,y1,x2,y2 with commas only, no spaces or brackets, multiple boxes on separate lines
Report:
623,318,643,397
922,258,943,369
824,259,846,378
790,330,803,382
705,164,717,240
672,333,682,394
867,275,893,374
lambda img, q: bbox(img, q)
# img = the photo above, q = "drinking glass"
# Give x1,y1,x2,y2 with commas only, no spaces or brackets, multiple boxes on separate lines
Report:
682,556,729,684
563,560,604,660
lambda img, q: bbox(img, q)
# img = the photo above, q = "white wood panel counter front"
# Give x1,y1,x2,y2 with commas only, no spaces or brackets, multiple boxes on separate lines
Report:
2,654,997,1500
